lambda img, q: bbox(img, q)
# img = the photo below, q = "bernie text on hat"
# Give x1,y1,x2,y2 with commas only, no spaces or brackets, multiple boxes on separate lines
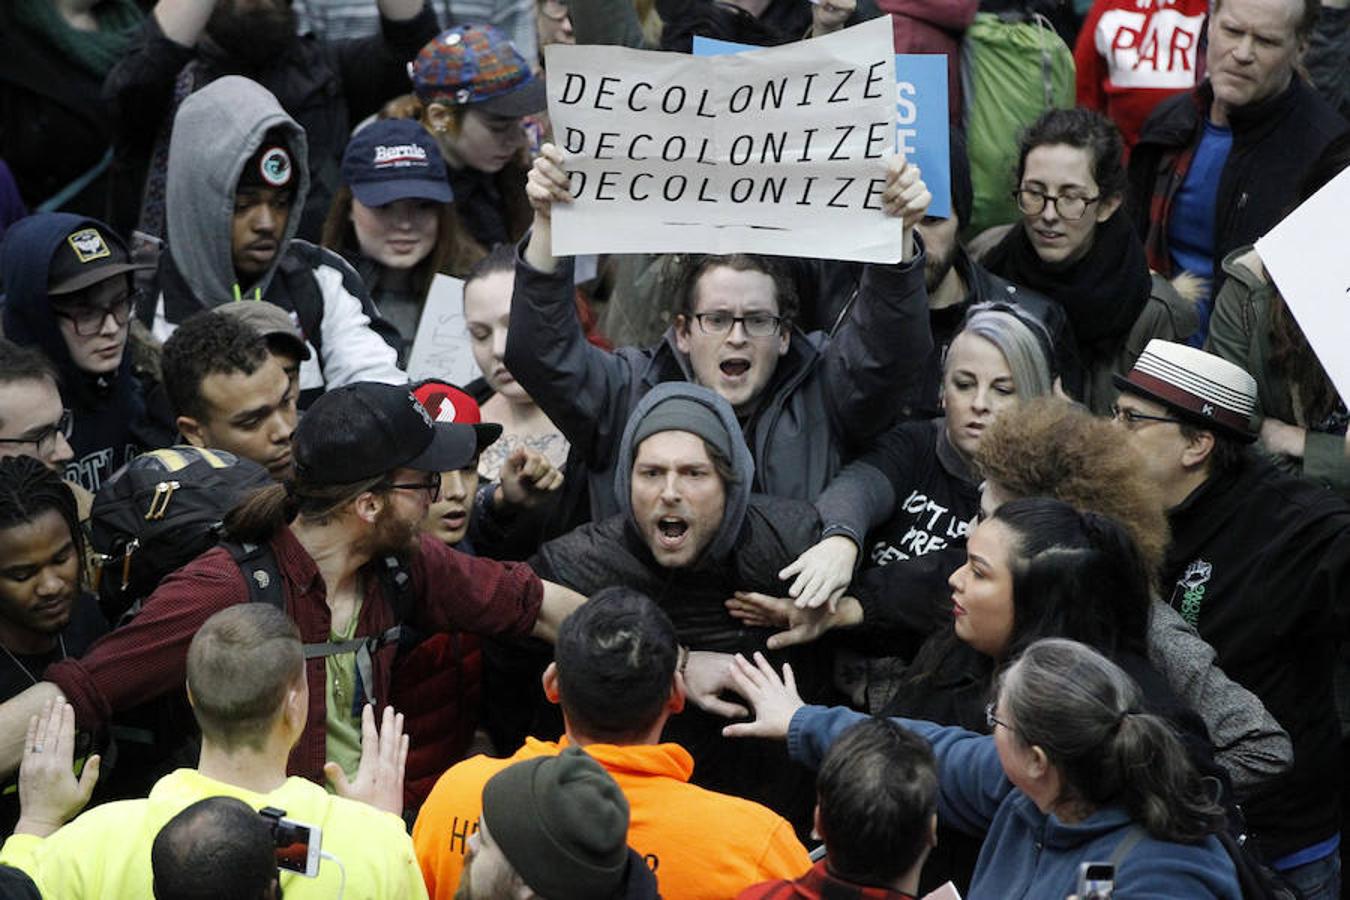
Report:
373,144,430,168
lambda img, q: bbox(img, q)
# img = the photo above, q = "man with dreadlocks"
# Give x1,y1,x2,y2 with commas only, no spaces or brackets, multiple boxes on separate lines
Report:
0,456,108,834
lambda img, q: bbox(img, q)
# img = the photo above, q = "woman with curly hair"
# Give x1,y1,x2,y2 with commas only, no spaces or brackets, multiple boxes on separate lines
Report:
973,397,1289,799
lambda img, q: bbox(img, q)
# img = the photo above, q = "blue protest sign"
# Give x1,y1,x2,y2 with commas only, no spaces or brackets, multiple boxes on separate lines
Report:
693,37,950,218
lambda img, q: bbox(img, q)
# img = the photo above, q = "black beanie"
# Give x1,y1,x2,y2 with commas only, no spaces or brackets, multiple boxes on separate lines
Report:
481,747,631,900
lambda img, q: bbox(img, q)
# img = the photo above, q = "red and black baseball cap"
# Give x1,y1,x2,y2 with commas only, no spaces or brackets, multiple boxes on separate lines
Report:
411,379,503,458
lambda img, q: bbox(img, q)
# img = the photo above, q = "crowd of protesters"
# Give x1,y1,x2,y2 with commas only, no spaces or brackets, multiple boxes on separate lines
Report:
0,0,1347,897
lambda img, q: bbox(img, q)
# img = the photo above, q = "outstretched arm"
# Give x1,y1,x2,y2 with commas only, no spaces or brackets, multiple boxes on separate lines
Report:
531,581,588,643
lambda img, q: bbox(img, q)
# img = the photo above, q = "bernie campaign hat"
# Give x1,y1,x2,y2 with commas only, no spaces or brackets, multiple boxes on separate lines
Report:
293,382,480,484
342,119,453,208
215,299,312,362
411,378,503,460
409,25,546,118
1114,339,1259,443
48,221,153,296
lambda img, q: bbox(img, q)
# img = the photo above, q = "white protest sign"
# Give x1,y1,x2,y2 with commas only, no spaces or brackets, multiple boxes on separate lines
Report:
405,274,481,386
544,16,902,263
1254,166,1350,403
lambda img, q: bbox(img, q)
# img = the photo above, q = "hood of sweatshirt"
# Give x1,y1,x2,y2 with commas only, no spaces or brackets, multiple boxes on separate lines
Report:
0,212,137,398
614,382,753,564
165,75,309,307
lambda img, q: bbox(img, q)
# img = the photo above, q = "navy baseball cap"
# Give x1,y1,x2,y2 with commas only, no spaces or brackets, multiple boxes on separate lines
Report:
341,119,453,209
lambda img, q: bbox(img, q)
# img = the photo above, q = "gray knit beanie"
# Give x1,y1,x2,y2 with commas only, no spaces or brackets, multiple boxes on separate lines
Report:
629,395,736,465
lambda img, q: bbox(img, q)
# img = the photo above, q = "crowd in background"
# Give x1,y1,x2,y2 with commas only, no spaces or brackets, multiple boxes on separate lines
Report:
0,0,1347,897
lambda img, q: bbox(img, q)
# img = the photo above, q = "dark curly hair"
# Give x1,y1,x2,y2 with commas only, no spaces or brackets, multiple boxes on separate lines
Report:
672,254,801,327
0,455,84,586
1015,108,1128,203
161,311,271,422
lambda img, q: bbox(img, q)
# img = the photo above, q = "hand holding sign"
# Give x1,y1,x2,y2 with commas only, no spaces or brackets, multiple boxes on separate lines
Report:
810,0,857,38
525,144,572,273
881,155,930,261
526,143,572,222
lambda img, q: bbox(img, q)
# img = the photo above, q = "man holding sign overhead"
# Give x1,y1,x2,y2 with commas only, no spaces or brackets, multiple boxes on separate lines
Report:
507,139,932,530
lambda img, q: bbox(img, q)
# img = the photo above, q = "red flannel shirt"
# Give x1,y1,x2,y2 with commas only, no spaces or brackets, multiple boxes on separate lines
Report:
739,862,919,900
47,527,543,782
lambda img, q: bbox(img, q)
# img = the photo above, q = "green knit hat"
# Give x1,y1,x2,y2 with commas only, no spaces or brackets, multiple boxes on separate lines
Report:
481,747,631,900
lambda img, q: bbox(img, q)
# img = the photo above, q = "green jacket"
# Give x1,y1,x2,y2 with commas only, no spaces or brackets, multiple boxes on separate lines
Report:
1206,245,1350,498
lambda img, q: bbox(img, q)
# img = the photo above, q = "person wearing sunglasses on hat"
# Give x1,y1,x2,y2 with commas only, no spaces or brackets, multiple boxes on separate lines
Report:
0,213,174,493
979,108,1199,416
407,25,547,252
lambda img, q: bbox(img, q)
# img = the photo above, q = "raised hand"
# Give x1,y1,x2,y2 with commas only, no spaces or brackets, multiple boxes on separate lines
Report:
324,704,408,816
16,700,100,837
497,446,565,508
721,652,805,741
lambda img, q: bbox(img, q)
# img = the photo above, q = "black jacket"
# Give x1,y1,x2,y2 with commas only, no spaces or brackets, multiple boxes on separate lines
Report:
1161,451,1350,863
1128,77,1346,296
102,6,439,239
0,6,120,222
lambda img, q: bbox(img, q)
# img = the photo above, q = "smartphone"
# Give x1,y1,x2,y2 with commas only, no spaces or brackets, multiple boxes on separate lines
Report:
1077,862,1115,899
260,806,322,877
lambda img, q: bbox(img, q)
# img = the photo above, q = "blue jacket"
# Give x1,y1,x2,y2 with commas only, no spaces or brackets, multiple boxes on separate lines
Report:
788,705,1241,900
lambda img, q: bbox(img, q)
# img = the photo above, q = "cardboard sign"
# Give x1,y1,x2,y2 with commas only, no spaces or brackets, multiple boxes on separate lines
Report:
695,38,951,219
1254,166,1350,404
404,275,481,386
544,16,902,262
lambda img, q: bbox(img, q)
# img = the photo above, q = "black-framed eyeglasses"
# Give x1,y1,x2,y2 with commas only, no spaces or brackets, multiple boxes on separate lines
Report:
1012,188,1100,221
52,291,141,337
380,473,441,502
0,409,73,457
985,701,1014,733
1110,404,1184,430
693,312,783,338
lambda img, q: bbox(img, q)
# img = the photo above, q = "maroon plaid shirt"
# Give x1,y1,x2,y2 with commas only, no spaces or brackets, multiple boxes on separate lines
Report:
48,527,542,782
739,861,920,900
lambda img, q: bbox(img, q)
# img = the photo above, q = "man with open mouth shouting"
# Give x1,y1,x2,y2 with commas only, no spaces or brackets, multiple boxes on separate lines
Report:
506,145,934,538
529,383,829,831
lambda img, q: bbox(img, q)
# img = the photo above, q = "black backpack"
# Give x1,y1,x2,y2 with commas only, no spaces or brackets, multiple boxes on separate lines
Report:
90,445,273,624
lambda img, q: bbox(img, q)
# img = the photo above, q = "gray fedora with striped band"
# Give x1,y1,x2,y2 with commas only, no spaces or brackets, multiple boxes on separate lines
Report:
1114,340,1258,443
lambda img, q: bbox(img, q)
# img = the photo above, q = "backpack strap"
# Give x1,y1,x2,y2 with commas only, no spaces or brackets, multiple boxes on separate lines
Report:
222,540,287,609
223,540,414,709
1110,825,1150,869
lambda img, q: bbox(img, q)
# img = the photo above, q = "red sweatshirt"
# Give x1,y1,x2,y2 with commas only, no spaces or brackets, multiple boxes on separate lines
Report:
1075,0,1208,149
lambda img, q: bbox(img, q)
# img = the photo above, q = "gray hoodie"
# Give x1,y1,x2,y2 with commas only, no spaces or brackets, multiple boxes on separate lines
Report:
166,75,309,303
152,76,404,396
613,382,755,564
533,382,822,654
